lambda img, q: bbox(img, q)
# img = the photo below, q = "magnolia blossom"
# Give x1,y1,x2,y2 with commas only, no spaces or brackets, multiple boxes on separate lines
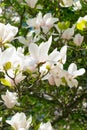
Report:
40,45,67,79
57,45,67,64
38,122,54,130
47,63,85,88
0,23,18,45
1,90,18,108
77,15,87,23
27,12,43,30
5,71,26,86
0,45,38,73
41,45,67,82
29,36,67,68
67,63,85,78
73,33,84,46
12,16,20,23
64,63,85,88
27,12,58,33
48,65,65,87
42,13,58,33
83,102,87,108
0,46,24,70
0,46,26,86
73,0,82,10
17,31,39,47
60,0,73,7
0,45,32,70
25,0,38,8
61,26,74,40
76,15,87,30
29,36,52,64
6,112,32,130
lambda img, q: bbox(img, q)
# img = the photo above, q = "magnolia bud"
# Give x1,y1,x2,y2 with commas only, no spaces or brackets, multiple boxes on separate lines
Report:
73,33,84,46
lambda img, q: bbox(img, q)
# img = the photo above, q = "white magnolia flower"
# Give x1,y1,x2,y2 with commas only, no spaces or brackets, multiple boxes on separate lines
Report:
48,63,85,88
73,0,82,10
68,63,85,78
76,15,87,30
57,45,67,64
60,0,73,7
62,26,74,40
27,12,58,34
0,46,24,70
27,12,43,31
29,36,66,68
0,45,36,73
0,46,27,86
38,122,54,130
73,33,84,46
5,71,26,86
17,31,39,47
29,36,52,64
0,23,18,45
25,0,38,8
1,90,18,108
42,13,58,33
12,16,20,23
77,15,87,23
41,45,67,82
6,112,32,130
83,102,87,108
63,63,85,88
49,65,65,87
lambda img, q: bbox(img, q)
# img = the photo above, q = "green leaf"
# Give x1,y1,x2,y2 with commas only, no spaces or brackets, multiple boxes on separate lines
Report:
0,78,11,87
58,21,70,30
0,72,5,78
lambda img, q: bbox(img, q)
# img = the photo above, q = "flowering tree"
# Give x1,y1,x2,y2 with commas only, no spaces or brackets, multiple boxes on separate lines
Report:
0,0,87,129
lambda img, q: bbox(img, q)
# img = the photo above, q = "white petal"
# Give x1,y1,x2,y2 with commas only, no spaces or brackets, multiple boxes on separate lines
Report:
0,23,5,38
39,36,52,61
60,45,67,64
68,63,77,74
29,43,39,61
25,0,38,8
73,68,85,77
43,13,51,21
66,78,78,88
27,18,37,27
26,116,32,129
49,48,60,62
17,36,27,44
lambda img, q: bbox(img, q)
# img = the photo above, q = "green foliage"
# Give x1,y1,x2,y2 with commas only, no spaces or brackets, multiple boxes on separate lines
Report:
0,78,11,87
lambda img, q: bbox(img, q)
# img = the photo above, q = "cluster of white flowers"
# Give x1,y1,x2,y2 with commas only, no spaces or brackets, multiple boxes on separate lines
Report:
60,0,82,10
0,23,18,45
25,0,38,8
1,89,53,129
6,112,53,130
0,27,85,89
1,90,18,108
27,12,58,34
61,25,84,46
